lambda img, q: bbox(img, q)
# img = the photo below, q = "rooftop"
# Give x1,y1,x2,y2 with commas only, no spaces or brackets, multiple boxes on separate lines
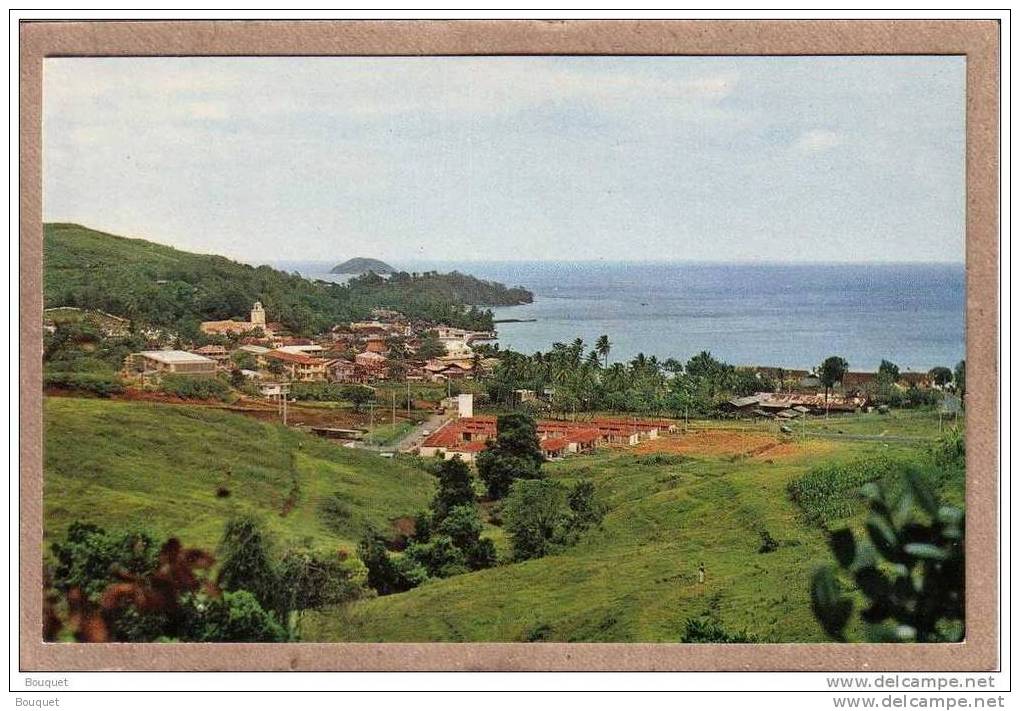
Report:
137,350,216,365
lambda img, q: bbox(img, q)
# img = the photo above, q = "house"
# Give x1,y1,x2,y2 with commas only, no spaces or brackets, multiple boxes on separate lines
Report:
325,358,381,384
726,395,761,412
564,429,599,454
126,350,218,376
513,389,537,404
276,344,324,355
898,372,932,388
841,372,878,391
540,437,569,461
364,337,388,354
355,351,388,369
260,349,328,382
191,344,230,365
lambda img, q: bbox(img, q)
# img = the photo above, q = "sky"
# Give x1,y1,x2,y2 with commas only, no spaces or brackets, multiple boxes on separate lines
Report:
43,56,965,265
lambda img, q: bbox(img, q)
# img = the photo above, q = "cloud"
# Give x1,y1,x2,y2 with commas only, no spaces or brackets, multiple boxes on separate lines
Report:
794,129,844,153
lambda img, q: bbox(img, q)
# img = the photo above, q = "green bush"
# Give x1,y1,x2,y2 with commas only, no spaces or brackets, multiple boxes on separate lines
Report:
681,615,759,643
50,522,159,600
358,531,428,595
43,371,125,398
159,374,231,401
187,590,287,642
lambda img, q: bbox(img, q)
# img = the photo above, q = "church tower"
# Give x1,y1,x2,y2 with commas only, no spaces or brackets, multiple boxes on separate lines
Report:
250,301,266,327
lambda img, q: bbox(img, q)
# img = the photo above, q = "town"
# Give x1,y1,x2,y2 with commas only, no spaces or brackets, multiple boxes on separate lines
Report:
82,299,961,464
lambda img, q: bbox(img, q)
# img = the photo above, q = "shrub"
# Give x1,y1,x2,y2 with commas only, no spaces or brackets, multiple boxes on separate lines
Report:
216,515,280,617
43,371,125,398
681,615,759,643
187,590,287,642
50,522,159,600
358,532,427,595
405,535,468,578
435,505,484,551
757,528,779,554
159,374,230,401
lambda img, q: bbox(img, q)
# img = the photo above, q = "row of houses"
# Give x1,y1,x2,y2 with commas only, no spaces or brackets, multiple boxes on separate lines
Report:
420,414,674,463
725,392,869,418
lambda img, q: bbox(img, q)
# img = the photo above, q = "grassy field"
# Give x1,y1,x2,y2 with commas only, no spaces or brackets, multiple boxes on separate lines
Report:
43,397,435,554
43,396,958,643
302,422,950,643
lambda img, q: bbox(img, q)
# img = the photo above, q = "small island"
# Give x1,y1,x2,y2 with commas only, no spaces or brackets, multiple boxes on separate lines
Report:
331,257,396,275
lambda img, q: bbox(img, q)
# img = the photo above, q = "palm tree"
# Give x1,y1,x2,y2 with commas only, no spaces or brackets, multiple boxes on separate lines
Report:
595,334,612,368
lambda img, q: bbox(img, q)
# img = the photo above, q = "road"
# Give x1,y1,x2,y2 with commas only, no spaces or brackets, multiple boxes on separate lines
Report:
352,411,452,454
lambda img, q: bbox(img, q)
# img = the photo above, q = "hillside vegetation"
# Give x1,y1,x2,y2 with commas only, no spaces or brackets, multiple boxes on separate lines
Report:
43,223,532,336
43,397,435,553
43,396,959,643
300,419,956,643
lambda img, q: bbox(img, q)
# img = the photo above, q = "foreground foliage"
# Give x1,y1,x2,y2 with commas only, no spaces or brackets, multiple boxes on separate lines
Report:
811,469,964,642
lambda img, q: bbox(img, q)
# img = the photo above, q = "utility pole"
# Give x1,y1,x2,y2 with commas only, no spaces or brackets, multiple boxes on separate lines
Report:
391,390,396,426
406,378,411,421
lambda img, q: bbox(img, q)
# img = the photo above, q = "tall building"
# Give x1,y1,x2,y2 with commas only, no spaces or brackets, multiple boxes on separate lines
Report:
250,301,266,327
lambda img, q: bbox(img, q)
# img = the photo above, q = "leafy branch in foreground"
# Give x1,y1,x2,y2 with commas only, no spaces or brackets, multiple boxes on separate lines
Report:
811,468,964,642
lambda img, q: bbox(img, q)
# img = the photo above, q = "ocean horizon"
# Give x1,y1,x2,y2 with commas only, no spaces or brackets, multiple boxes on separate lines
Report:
273,259,965,373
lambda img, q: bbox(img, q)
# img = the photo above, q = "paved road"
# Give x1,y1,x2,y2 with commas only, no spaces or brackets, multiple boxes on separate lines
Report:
351,412,452,454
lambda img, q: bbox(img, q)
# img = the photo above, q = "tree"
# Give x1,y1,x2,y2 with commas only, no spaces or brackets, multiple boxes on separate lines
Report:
231,350,257,371
431,456,477,521
954,360,966,399
266,359,285,377
229,367,246,388
51,522,159,601
216,515,280,620
417,331,446,361
276,548,367,625
476,413,545,499
357,531,428,596
595,334,612,368
44,525,290,643
340,385,374,413
811,469,964,642
565,480,606,533
818,356,849,402
503,479,568,561
929,366,953,389
878,359,900,381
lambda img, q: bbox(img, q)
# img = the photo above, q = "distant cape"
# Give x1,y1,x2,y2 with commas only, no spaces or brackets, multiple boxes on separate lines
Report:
330,257,395,274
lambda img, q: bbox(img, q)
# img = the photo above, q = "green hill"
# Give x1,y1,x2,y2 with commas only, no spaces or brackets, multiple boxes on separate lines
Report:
43,397,435,553
331,257,395,274
43,223,532,336
43,396,956,643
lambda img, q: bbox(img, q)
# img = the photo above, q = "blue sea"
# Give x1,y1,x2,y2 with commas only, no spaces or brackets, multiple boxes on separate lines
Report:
274,260,965,372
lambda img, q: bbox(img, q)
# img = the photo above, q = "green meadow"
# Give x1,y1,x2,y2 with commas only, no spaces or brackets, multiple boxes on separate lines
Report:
43,396,958,643
43,397,435,554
